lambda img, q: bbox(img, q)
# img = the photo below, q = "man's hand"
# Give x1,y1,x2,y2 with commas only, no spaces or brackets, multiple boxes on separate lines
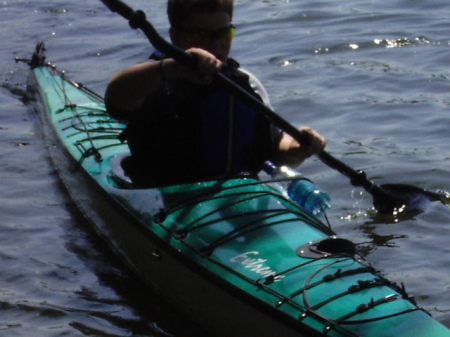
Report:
166,48,223,85
277,126,326,167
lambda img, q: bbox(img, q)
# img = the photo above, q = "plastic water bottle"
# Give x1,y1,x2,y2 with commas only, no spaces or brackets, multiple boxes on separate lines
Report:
263,161,331,217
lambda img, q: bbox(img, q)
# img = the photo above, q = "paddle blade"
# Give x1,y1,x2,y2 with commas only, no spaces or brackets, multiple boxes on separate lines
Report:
373,183,450,214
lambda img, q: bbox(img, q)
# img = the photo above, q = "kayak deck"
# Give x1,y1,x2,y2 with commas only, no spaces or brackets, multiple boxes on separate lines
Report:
105,174,434,336
26,51,450,337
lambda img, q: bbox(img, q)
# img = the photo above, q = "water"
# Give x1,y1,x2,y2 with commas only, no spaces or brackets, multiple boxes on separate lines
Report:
2,0,450,335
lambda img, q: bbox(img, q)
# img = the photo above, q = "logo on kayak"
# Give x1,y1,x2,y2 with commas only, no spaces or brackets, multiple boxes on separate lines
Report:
230,251,284,282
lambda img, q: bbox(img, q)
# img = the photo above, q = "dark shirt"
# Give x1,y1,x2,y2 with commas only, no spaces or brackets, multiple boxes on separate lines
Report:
114,59,281,187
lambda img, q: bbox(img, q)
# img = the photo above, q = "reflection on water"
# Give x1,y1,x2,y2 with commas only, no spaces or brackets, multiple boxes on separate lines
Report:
1,0,450,334
314,36,432,54
355,223,408,257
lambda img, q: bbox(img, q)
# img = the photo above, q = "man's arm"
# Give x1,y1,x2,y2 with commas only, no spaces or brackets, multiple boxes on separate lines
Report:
105,48,223,118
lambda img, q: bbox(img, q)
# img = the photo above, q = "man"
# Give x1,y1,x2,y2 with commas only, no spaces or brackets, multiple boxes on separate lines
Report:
105,0,325,187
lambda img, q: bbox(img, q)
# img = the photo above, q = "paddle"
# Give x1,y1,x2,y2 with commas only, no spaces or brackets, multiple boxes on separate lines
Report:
99,0,449,214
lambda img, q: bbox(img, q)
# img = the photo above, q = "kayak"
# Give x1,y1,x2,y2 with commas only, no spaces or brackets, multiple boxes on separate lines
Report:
22,42,450,337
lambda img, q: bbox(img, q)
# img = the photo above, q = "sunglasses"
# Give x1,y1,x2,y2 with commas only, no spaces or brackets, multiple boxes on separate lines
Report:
179,24,236,46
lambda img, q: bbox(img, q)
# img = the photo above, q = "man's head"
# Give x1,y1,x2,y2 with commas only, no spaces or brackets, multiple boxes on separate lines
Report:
167,0,234,30
168,0,235,62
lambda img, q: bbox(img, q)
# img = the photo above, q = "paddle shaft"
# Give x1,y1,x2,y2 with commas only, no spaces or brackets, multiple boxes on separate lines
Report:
99,0,381,194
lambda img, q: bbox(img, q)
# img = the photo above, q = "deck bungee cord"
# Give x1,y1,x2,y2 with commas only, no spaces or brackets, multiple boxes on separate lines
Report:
196,245,424,336
17,43,125,165
148,173,429,335
153,179,333,228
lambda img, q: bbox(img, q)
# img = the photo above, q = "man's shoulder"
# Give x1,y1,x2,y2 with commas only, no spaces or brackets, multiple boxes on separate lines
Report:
237,67,272,108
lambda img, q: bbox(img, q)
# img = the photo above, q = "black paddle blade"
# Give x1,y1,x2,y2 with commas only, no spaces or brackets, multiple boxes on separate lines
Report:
372,183,450,214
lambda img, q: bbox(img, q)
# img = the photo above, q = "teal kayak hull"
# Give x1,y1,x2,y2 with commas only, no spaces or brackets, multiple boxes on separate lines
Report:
25,46,450,337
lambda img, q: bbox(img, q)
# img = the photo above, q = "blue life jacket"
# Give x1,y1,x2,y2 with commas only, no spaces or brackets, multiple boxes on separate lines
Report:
120,58,278,187
199,86,261,176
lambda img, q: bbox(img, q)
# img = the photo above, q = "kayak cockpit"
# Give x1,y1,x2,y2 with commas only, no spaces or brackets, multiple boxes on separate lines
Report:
110,152,134,188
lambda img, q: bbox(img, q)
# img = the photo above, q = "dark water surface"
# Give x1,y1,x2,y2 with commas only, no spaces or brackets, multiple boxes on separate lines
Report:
2,0,450,335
